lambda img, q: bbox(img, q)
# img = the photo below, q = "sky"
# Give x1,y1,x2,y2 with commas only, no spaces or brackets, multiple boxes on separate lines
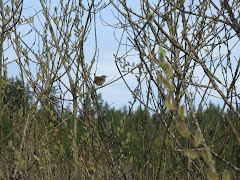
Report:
4,0,240,111
5,0,142,110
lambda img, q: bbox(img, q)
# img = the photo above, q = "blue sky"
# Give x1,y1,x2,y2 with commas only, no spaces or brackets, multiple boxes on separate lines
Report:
5,0,240,111
5,0,141,109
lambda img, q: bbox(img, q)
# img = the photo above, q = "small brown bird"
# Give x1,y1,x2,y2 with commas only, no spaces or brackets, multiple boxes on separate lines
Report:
94,75,107,86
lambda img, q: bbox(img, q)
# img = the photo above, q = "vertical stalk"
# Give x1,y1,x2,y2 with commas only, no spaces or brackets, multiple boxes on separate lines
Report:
0,0,5,147
73,91,78,179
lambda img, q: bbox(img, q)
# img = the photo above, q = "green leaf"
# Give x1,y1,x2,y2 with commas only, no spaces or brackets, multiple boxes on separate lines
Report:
179,105,185,119
165,94,176,110
206,168,218,180
164,63,173,77
159,46,166,61
222,169,231,180
202,147,212,165
176,120,190,138
184,149,199,159
194,128,202,147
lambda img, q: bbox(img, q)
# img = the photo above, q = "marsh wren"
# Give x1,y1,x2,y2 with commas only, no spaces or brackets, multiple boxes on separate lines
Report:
94,75,107,86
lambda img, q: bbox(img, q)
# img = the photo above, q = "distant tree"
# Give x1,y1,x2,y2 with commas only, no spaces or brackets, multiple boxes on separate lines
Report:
4,76,31,112
2,76,31,145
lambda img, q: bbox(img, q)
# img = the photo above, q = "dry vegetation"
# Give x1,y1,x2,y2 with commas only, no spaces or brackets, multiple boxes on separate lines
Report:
1,0,240,179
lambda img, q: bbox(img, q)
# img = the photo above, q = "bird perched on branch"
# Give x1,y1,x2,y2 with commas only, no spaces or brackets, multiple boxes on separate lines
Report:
94,75,107,86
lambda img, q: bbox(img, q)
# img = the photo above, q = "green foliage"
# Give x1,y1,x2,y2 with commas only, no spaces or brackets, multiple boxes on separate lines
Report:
2,76,31,145
3,76,31,110
1,77,240,178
